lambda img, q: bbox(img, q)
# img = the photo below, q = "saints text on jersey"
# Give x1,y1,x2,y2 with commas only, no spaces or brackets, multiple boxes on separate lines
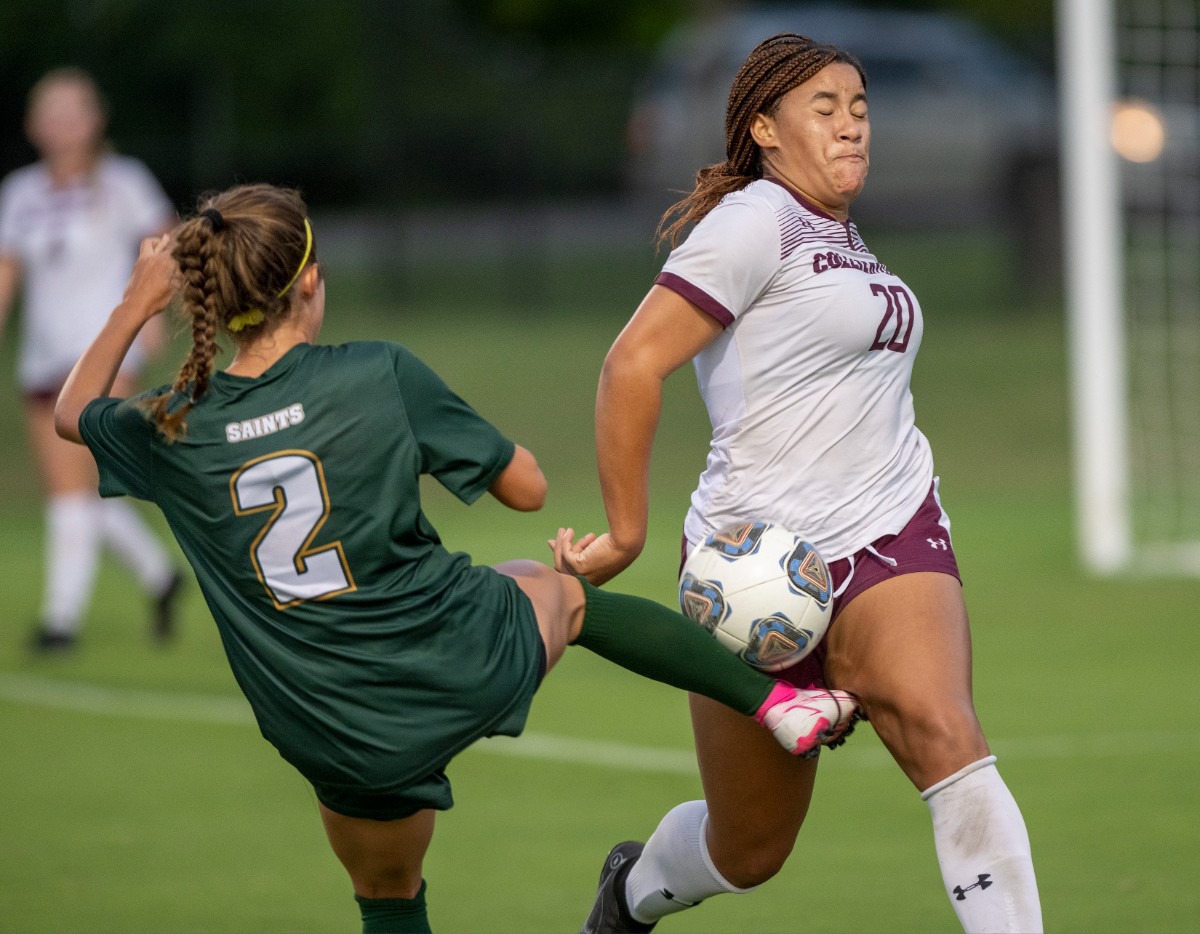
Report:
225,403,305,443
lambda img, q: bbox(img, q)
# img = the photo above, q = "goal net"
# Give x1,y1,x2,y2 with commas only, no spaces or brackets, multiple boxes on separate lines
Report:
1059,0,1200,574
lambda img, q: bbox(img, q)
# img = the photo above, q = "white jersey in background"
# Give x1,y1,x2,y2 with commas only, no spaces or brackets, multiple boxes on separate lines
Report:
656,177,934,561
0,153,173,391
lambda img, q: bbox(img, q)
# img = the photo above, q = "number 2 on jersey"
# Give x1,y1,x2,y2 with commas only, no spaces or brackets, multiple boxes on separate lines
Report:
231,451,357,609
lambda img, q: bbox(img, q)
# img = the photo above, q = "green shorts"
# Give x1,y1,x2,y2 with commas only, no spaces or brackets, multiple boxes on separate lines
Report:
313,767,454,821
311,634,548,822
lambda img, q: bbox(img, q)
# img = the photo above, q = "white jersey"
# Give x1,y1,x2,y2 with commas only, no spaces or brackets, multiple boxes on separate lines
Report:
659,178,934,561
0,154,173,390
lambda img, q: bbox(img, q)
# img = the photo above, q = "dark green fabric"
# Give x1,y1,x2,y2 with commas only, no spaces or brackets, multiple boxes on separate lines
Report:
356,881,430,933
79,341,541,796
574,580,773,715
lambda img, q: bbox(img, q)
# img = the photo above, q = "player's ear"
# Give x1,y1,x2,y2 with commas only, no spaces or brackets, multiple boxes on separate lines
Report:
750,112,778,150
297,262,321,299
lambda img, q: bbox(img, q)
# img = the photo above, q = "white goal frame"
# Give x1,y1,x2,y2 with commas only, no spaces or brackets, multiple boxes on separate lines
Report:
1058,0,1200,575
1059,0,1129,574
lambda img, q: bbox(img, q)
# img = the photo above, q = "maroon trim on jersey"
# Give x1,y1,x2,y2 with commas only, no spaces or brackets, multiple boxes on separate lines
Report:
762,175,850,225
654,271,734,327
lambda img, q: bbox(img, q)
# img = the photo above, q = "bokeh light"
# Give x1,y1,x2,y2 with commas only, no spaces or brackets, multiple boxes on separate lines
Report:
1111,97,1166,162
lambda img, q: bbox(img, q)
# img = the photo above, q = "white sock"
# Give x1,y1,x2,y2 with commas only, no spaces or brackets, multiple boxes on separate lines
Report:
42,493,102,634
98,499,174,593
624,800,753,924
923,756,1043,933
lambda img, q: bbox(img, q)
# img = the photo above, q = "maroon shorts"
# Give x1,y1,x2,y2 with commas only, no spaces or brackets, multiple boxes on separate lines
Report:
24,380,67,405
24,365,138,404
681,480,961,691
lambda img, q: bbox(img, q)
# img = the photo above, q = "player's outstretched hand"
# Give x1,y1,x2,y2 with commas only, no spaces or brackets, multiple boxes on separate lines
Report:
548,527,636,586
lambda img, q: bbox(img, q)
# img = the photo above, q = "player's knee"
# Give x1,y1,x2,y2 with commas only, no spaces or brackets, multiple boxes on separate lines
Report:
709,826,795,888
870,697,987,785
350,864,425,900
722,847,792,889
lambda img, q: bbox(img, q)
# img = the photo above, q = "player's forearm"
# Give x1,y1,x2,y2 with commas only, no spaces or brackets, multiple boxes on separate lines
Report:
594,354,662,556
54,302,148,443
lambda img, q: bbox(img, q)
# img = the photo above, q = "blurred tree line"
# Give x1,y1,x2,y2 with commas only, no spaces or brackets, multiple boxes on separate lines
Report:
0,0,1053,213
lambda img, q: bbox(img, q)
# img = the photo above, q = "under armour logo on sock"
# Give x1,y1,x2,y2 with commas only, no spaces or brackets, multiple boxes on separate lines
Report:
660,888,700,908
953,874,993,901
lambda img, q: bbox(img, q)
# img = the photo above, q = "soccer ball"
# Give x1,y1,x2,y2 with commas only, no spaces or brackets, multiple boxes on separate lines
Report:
678,521,833,672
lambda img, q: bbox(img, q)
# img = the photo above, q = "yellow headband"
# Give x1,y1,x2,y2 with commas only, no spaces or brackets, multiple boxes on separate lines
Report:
226,218,313,334
277,217,314,298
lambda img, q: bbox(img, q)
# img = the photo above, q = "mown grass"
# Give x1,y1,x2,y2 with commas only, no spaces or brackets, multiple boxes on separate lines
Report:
0,230,1197,932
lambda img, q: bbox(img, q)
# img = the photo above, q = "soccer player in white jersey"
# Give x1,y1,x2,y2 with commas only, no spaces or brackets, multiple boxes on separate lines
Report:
0,68,182,650
554,34,1043,934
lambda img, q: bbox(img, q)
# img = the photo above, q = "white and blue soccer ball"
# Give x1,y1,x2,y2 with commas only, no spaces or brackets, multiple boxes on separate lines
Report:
678,521,833,672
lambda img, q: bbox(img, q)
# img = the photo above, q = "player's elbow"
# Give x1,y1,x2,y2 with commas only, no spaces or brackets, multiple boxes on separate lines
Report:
490,445,547,512
53,397,84,445
507,477,547,512
599,339,668,403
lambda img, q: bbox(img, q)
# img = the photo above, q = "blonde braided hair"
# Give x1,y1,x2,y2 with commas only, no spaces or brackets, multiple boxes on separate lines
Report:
142,184,316,441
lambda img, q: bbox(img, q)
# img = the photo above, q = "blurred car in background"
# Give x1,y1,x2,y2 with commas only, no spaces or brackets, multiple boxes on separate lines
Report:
625,3,1059,234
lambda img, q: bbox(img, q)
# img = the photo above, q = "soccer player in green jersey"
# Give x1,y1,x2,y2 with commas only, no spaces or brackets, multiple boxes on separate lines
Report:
53,182,858,933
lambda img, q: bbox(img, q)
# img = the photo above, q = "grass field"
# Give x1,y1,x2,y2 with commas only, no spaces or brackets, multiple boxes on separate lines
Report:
1,230,1198,933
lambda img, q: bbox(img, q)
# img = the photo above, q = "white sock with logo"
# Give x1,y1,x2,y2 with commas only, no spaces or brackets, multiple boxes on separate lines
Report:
922,756,1043,933
624,800,753,924
42,492,102,634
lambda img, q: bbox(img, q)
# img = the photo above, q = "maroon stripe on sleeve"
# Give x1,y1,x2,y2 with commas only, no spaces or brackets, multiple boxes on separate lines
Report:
654,271,735,327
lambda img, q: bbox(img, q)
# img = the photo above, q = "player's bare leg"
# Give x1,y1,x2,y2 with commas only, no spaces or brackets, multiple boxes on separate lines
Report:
498,559,585,669
27,375,148,496
825,572,1042,932
319,803,433,932
26,396,99,497
690,694,820,886
824,571,987,787
579,695,823,933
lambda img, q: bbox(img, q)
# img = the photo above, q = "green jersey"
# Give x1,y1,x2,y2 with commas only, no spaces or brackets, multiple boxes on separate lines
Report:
79,341,542,795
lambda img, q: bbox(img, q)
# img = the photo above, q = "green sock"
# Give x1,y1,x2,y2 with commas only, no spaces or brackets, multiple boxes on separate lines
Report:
573,580,774,715
355,880,430,933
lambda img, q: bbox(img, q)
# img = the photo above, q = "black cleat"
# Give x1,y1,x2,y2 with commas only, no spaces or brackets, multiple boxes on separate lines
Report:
580,841,655,934
152,570,185,643
29,625,77,653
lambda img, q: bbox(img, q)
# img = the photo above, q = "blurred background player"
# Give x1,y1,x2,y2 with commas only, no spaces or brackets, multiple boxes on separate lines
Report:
53,182,857,933
555,33,1042,934
0,67,183,651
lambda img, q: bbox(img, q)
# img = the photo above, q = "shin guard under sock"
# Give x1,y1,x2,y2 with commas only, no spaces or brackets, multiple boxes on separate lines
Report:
573,580,772,714
923,757,1043,932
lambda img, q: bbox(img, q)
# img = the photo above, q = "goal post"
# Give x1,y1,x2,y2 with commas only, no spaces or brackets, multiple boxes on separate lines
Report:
1058,0,1130,574
1059,0,1200,575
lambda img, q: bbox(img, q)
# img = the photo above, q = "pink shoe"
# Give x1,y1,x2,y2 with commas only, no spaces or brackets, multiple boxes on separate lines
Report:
754,682,861,758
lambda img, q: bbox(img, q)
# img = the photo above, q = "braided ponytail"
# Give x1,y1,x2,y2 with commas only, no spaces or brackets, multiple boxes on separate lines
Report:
657,33,865,249
141,184,315,441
